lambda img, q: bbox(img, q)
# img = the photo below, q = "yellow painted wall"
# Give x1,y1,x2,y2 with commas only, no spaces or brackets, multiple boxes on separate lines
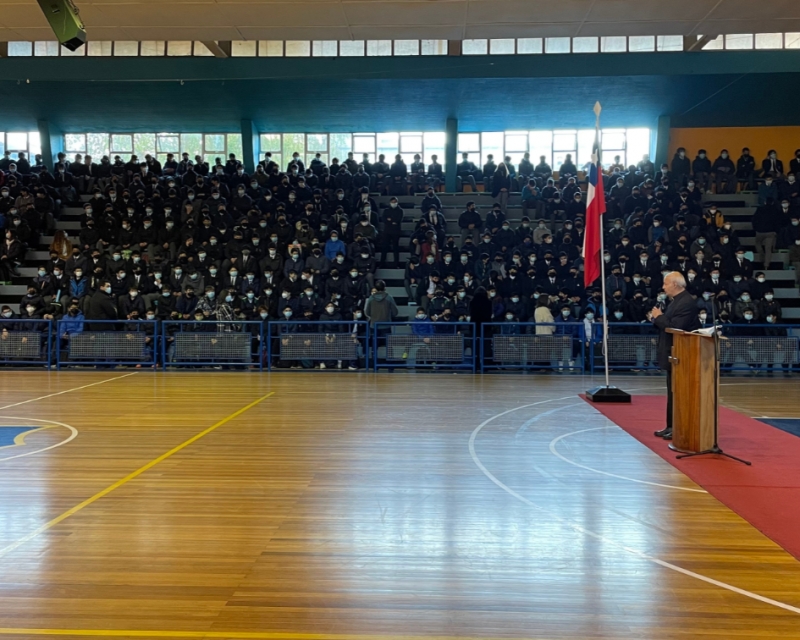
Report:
668,127,800,163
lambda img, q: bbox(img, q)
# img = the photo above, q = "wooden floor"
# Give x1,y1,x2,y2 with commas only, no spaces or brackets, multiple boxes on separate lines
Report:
0,371,799,640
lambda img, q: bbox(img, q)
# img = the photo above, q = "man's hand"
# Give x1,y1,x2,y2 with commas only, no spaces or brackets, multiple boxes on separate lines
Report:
650,307,663,320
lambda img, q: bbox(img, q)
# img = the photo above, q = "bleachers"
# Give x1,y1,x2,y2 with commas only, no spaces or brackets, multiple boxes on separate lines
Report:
0,189,797,320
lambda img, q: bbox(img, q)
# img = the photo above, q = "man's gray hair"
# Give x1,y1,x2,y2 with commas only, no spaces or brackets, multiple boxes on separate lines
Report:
667,271,686,289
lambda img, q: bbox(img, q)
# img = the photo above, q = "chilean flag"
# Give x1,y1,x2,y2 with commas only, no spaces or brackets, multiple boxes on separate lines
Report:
582,151,606,287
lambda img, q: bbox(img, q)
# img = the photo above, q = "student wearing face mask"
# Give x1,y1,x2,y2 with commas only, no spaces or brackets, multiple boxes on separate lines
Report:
689,149,710,193
85,279,118,330
733,290,758,322
779,172,800,204
736,148,756,190
758,289,781,322
711,149,736,194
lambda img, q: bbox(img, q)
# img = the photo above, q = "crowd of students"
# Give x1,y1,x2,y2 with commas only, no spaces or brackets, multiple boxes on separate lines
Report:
0,144,796,369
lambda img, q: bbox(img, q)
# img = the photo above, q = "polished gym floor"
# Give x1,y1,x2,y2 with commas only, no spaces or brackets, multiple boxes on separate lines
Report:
0,371,798,639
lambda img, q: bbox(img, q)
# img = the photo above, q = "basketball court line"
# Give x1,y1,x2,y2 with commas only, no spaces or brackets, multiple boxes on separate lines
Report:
0,417,78,462
469,396,800,616
548,424,708,493
0,372,138,411
0,391,274,560
0,630,540,639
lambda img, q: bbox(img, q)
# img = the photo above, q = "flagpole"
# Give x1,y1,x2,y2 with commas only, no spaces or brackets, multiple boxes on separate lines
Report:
594,104,611,389
586,101,630,404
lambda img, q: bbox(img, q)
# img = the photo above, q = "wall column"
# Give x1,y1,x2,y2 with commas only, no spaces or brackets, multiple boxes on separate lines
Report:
37,119,63,170
654,115,671,168
445,117,458,192
241,119,259,174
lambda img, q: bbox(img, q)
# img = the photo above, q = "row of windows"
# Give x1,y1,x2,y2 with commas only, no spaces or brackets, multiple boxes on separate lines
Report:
1,129,650,175
258,132,447,171
457,129,651,171
0,132,42,159
7,33,800,57
62,133,244,167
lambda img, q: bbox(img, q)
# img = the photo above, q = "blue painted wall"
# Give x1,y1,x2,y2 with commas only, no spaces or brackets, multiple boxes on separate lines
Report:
1,51,799,133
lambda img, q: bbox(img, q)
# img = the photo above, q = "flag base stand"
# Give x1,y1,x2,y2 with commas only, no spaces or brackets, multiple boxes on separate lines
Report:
586,386,632,403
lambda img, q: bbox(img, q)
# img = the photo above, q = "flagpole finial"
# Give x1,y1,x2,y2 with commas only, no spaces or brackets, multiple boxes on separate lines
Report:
593,101,602,118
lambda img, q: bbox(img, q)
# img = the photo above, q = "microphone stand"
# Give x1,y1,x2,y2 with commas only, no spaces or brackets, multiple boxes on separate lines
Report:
676,293,751,465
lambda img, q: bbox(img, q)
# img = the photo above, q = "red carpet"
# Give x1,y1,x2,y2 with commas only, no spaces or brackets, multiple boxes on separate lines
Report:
584,395,800,560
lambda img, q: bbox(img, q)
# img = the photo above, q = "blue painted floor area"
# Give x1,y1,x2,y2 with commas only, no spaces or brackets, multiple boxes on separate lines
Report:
0,426,40,448
759,419,800,438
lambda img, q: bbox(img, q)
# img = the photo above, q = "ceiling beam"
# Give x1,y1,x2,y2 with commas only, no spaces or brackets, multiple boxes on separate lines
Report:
202,41,231,58
684,34,717,52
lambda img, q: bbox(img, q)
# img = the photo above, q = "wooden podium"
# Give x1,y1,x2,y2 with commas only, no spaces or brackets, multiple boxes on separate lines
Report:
666,329,717,454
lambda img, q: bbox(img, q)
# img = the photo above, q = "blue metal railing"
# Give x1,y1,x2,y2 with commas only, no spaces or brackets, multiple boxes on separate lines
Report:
372,321,476,372
57,319,157,369
480,322,585,372
265,320,369,371
161,320,264,370
0,318,53,368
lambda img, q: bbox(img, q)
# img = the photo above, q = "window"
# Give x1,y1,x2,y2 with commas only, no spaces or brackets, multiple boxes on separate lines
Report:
367,40,392,56
232,41,257,57
157,133,180,155
34,41,59,56
457,134,481,154
490,39,515,55
61,44,85,57
725,34,753,50
110,134,133,155
504,131,528,165
657,36,683,51
394,40,419,56
457,128,648,170
628,36,655,52
1,132,41,159
601,36,626,53
353,133,376,161
141,41,165,56
88,41,113,56
7,132,29,151
553,130,577,167
545,38,571,54
330,133,352,164
227,134,243,160
65,134,87,154
8,42,32,56
167,41,192,56
114,41,139,56
313,41,338,57
285,41,311,57
462,39,488,55
701,35,724,50
517,38,543,54
87,134,110,159
181,134,203,160
205,134,226,154
193,42,214,57
260,133,283,168
282,134,306,166
786,33,800,49
259,41,284,57
340,40,365,56
572,37,599,53
133,133,156,159
421,40,447,55
755,33,783,49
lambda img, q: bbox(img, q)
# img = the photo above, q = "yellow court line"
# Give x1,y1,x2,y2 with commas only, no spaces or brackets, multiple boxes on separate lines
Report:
0,630,541,640
0,391,274,560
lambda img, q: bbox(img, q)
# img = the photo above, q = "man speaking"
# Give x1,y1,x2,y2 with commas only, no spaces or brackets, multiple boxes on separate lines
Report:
648,272,700,440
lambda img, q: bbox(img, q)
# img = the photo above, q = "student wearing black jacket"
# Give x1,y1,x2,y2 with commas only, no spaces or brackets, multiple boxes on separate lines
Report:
712,150,736,194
